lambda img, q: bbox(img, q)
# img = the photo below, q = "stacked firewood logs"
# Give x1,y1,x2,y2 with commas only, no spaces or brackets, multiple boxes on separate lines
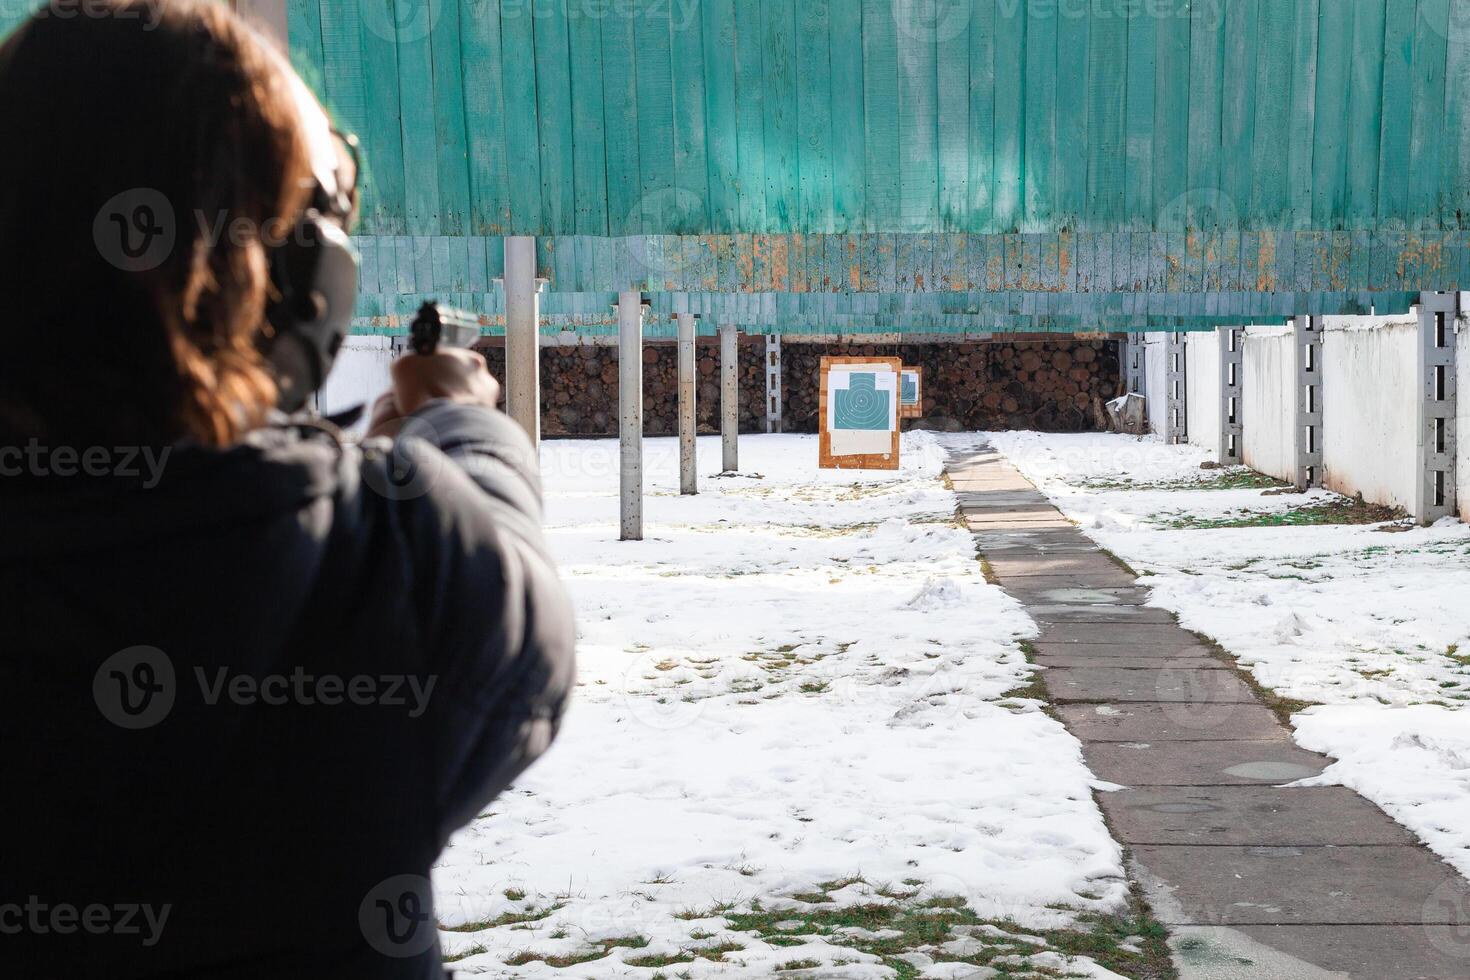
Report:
480,337,1120,437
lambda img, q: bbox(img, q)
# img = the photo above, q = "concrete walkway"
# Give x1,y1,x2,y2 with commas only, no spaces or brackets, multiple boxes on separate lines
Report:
947,445,1470,980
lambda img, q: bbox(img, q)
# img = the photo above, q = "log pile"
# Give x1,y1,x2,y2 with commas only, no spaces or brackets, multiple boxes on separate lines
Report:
481,337,1120,437
781,340,1120,433
481,338,767,437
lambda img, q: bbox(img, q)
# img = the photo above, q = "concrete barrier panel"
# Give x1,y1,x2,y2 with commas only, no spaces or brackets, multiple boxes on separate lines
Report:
1321,319,1417,512
1241,329,1295,482
1185,331,1222,453
1460,320,1470,523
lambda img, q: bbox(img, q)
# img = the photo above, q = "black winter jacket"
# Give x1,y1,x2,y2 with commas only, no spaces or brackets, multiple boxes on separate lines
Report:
0,401,576,978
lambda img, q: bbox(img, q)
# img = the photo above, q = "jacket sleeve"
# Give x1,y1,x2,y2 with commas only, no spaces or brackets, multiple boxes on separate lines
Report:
387,400,576,843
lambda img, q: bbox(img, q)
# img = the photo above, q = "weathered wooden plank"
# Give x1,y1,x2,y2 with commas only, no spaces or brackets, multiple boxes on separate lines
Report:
459,0,508,235
1186,0,1224,229
1219,0,1257,229
1378,0,1415,223
992,0,1024,232
636,0,676,232
1286,0,1320,229
1021,0,1056,229
796,0,834,232
1055,3,1089,229
1443,0,1470,226
1312,0,1353,228
430,0,471,235
1123,1,1156,230
829,2,867,232
1344,0,1385,228
568,4,608,236
499,0,541,233
672,0,712,234
760,0,799,231
734,0,768,232
1153,2,1191,231
393,0,442,233
936,0,971,230
601,3,641,236
702,0,740,234
1410,0,1450,225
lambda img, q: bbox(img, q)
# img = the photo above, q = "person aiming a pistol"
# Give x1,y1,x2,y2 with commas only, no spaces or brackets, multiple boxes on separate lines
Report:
0,2,575,977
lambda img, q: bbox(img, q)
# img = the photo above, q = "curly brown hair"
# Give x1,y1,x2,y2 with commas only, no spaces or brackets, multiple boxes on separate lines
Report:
0,0,313,447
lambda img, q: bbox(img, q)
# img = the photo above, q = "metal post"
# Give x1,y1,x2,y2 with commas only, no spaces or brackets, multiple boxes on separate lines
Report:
1165,332,1188,444
1125,332,1146,396
720,323,739,472
1293,315,1325,490
1417,292,1459,523
503,236,543,448
764,334,783,433
677,311,697,495
1219,326,1243,465
618,292,645,540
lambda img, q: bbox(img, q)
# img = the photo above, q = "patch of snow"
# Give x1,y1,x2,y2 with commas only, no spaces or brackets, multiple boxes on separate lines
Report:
431,432,1130,976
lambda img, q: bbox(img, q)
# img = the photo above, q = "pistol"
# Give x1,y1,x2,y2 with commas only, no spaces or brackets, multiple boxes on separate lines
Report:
409,301,482,356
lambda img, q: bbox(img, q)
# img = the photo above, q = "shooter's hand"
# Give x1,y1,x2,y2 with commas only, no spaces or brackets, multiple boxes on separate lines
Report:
367,348,501,438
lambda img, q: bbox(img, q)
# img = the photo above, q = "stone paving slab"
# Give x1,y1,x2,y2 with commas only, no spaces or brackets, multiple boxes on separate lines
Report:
968,536,1101,555
964,513,1076,529
1170,924,1470,979
1034,654,1229,670
949,447,1470,977
1102,787,1417,846
1081,740,1329,787
1036,623,1205,646
1042,666,1257,704
1056,702,1288,741
1004,584,1153,605
986,554,1141,580
1025,604,1181,625
1130,844,1470,925
1030,641,1221,660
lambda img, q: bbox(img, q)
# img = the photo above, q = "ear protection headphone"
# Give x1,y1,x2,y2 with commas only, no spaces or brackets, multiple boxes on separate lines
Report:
262,127,361,414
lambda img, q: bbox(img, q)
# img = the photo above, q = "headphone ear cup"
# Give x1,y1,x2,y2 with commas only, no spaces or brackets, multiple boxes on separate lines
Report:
264,212,358,412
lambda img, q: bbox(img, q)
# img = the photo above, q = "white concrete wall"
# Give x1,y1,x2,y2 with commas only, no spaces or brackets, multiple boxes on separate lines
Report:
1184,331,1221,454
1143,332,1168,435
1240,326,1296,482
1320,317,1418,510
1460,320,1470,523
317,335,395,424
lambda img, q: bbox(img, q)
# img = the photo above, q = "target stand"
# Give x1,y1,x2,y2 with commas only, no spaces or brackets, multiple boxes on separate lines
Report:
818,356,902,471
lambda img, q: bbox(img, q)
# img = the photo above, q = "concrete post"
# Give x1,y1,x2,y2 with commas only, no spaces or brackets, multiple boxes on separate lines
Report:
1416,292,1459,523
720,323,739,472
1125,332,1146,397
503,236,542,448
677,311,697,495
1292,315,1325,491
1165,332,1188,445
764,334,783,433
1219,326,1243,465
618,292,645,540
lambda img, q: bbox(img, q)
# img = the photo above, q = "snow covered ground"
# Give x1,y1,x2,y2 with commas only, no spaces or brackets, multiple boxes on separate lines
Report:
432,432,1137,978
987,431,1470,881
